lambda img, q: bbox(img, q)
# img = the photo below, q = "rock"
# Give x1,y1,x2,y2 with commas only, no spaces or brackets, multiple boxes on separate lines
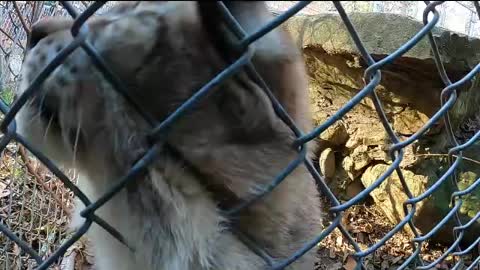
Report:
400,144,419,169
319,121,349,146
345,125,388,149
365,145,389,161
284,12,476,118
405,156,480,247
393,108,429,135
288,12,480,73
342,145,389,180
360,164,427,231
281,11,480,246
319,148,336,178
356,146,480,247
342,156,356,180
343,146,371,180
346,179,365,199
351,145,372,171
326,165,352,201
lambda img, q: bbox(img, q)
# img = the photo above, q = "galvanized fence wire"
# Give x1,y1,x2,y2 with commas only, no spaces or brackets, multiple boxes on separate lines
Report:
0,0,478,269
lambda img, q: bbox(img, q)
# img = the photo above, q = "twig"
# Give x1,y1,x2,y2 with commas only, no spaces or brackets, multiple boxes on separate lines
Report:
31,1,45,25
12,1,30,33
18,145,70,213
0,26,25,50
0,40,10,55
30,1,37,23
60,250,77,270
416,153,480,166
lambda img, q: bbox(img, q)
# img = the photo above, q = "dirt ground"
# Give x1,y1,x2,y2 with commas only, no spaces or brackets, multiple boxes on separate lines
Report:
315,198,477,270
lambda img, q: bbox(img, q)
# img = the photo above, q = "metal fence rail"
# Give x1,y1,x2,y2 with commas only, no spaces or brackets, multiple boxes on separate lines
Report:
0,1,479,269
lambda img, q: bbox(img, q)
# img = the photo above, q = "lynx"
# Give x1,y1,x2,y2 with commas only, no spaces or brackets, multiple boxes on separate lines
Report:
15,2,323,269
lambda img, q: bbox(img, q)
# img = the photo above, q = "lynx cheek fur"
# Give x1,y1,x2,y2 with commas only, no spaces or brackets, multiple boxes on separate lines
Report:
14,2,323,269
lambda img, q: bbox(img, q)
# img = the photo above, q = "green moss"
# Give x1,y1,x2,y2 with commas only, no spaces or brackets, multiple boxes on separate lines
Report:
457,171,480,219
12,166,24,179
0,87,15,106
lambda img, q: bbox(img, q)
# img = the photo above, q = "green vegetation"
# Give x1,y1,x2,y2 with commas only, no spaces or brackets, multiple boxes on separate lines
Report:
0,87,15,106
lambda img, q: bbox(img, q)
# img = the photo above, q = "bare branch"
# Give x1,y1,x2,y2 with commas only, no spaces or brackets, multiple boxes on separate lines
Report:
0,43,7,55
12,1,30,33
416,153,480,166
0,26,25,50
31,1,45,25
59,250,77,270
30,1,38,24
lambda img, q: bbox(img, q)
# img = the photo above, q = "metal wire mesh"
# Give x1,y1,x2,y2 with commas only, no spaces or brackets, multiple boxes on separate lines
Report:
0,2,90,269
0,1,479,269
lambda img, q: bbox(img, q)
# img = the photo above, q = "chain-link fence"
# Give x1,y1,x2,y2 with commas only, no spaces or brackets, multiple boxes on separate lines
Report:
0,1,479,269
0,2,110,269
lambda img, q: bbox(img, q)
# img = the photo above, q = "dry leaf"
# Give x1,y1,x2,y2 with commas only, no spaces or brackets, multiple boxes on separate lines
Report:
0,189,9,198
0,181,10,198
344,255,358,270
392,256,403,264
329,247,336,259
13,243,21,256
381,260,389,270
336,235,343,247
364,223,373,233
331,262,343,270
357,232,366,243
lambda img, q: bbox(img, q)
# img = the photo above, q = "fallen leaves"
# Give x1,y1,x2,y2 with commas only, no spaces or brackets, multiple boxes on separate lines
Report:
315,204,476,270
60,237,95,270
344,256,358,270
0,180,11,198
0,141,78,269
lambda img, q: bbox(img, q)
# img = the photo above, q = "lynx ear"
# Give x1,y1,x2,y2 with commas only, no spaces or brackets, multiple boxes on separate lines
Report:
196,2,243,61
197,1,312,133
196,1,273,59
196,1,289,143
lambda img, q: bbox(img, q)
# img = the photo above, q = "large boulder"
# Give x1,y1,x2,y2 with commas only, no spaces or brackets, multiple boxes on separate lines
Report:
281,12,480,245
360,164,427,236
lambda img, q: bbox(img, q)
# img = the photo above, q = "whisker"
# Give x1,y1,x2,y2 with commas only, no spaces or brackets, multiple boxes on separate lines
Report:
43,114,55,145
72,112,82,170
24,108,42,126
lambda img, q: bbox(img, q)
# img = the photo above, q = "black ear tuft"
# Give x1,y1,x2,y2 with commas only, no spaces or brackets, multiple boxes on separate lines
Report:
196,1,295,143
196,2,243,63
